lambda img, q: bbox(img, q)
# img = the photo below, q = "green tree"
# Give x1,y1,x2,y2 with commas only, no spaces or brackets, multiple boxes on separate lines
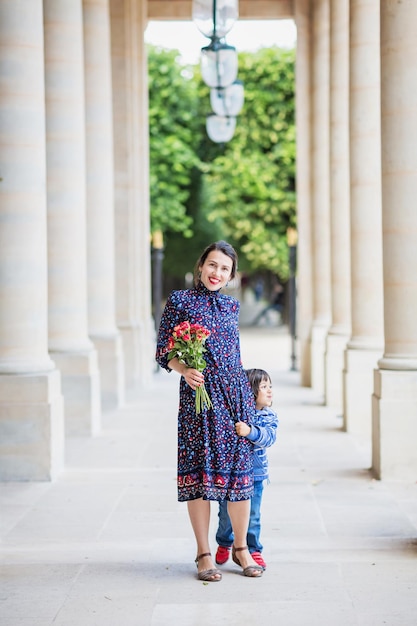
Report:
200,47,296,279
147,45,296,284
147,45,202,239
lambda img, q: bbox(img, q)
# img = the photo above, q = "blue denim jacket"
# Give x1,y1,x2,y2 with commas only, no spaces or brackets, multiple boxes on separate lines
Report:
246,406,278,482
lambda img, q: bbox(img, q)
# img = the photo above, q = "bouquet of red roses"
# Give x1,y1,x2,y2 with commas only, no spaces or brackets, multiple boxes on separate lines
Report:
167,321,213,414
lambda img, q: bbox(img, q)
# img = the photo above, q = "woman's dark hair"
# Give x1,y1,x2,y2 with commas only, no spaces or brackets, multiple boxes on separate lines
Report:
194,240,238,287
245,368,271,400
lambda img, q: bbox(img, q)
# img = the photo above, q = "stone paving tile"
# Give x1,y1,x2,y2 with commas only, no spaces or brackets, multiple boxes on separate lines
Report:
0,563,81,622
151,601,358,626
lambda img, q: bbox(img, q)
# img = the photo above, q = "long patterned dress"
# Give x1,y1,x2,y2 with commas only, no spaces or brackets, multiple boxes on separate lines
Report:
156,283,256,502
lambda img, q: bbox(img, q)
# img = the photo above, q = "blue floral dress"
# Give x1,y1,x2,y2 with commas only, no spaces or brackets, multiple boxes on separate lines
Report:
156,283,256,502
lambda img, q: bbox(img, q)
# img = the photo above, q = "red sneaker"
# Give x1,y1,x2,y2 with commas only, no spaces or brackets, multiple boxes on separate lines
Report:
251,551,266,570
215,545,231,565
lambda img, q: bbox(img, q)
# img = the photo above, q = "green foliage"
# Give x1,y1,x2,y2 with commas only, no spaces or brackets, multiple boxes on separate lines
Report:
147,45,203,237
147,44,296,282
201,47,296,279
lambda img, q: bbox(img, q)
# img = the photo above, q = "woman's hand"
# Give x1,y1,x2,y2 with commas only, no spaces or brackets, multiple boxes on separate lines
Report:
168,357,204,390
182,367,204,391
235,421,251,437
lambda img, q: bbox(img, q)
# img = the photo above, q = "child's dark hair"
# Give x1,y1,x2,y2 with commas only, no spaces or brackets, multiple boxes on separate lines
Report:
194,240,238,287
245,368,271,400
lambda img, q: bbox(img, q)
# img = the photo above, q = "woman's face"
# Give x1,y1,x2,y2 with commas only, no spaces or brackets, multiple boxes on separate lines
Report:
199,250,233,291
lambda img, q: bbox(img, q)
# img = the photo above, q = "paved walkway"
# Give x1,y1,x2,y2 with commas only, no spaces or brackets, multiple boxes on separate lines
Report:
1,328,417,626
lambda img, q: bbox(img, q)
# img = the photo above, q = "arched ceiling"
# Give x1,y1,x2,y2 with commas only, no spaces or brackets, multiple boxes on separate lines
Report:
148,0,295,21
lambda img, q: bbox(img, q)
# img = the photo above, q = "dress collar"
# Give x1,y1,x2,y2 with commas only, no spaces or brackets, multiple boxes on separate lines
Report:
195,281,221,297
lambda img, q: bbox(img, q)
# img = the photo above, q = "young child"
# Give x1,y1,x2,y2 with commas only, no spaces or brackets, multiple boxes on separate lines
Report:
215,368,278,570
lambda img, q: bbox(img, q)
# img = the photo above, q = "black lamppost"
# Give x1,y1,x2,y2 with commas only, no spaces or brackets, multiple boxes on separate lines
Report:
287,228,298,371
151,230,164,333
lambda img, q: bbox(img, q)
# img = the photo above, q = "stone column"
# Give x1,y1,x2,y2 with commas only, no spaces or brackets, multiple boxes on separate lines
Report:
44,0,101,436
310,0,331,396
0,0,64,480
83,0,125,410
110,0,154,390
325,0,351,409
372,0,417,480
135,2,155,383
294,0,313,387
344,0,384,436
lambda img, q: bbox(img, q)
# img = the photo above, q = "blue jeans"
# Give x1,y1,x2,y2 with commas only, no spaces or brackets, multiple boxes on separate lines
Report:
215,480,264,553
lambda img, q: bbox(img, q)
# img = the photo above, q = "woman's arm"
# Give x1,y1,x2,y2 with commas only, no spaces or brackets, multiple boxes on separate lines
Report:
155,293,180,371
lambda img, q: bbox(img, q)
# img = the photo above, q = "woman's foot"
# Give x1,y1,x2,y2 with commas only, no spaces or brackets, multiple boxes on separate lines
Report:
215,545,231,565
195,552,222,582
251,551,266,570
232,546,263,577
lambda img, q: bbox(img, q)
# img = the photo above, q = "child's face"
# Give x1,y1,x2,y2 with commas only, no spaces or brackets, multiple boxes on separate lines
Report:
256,377,273,410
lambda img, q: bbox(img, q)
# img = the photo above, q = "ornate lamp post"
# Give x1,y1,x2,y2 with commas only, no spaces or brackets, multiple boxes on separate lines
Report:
287,227,298,371
151,230,164,333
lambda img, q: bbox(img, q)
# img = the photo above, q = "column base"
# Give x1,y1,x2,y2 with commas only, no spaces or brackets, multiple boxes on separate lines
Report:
311,322,330,397
372,368,417,480
299,335,312,388
325,331,349,410
119,323,140,388
51,349,101,436
119,319,155,389
138,316,155,386
343,346,381,436
91,332,125,411
0,369,64,481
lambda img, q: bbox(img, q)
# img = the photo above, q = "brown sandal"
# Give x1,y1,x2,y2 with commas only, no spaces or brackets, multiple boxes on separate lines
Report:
232,546,263,578
195,552,222,582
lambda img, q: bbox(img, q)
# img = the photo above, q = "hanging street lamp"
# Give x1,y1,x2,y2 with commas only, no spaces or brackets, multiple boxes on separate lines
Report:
192,0,243,143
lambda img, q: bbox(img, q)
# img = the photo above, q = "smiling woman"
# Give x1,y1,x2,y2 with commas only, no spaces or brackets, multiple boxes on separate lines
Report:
144,19,296,64
155,240,265,581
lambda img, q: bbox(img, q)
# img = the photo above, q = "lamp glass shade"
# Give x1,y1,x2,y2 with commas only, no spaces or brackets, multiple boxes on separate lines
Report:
201,43,238,88
210,80,244,116
192,0,238,39
206,114,236,143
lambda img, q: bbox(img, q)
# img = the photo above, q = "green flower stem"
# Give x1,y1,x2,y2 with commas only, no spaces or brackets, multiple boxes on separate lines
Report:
195,382,212,415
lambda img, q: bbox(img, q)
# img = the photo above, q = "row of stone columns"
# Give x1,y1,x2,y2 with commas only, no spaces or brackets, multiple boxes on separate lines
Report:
295,0,417,479
0,0,154,479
